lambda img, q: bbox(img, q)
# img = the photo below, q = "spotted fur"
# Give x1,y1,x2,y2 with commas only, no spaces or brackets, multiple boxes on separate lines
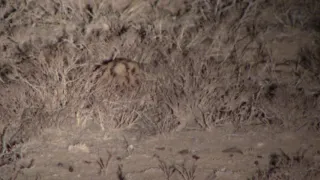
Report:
91,58,144,90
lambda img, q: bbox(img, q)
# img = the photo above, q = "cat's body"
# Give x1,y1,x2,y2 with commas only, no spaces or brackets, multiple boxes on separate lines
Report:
90,58,144,91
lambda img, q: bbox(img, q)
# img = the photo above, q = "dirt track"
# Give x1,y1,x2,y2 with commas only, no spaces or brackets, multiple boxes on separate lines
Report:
3,126,317,180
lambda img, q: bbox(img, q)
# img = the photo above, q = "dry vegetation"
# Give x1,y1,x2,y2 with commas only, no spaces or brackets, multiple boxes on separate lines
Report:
0,0,320,179
249,148,320,180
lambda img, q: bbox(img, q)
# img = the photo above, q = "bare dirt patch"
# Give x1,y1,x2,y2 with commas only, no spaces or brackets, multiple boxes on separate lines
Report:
3,126,320,180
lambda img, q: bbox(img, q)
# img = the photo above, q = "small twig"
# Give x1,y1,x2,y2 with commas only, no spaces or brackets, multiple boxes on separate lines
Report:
0,125,9,156
155,155,175,180
117,164,126,180
97,151,112,176
174,161,197,180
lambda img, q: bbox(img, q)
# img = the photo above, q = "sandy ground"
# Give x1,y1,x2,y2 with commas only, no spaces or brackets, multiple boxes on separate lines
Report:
2,125,318,180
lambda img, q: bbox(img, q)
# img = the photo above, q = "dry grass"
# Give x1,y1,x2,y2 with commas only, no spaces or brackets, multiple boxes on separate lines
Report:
156,154,197,180
249,148,320,180
0,0,320,175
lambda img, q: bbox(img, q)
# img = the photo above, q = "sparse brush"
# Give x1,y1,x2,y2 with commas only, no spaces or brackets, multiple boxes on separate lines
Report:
249,147,320,180
0,125,35,180
1,0,320,178
156,156,175,180
97,151,112,176
174,160,197,180
0,125,24,167
1,0,320,179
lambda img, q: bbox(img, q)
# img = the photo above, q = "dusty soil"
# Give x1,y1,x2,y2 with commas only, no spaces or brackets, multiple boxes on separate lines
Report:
1,125,319,180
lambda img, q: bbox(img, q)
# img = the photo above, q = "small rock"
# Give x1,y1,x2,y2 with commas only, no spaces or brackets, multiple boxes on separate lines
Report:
68,143,90,153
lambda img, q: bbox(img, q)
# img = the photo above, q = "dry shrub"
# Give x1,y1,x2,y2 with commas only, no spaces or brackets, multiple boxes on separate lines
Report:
249,148,320,180
0,0,320,147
